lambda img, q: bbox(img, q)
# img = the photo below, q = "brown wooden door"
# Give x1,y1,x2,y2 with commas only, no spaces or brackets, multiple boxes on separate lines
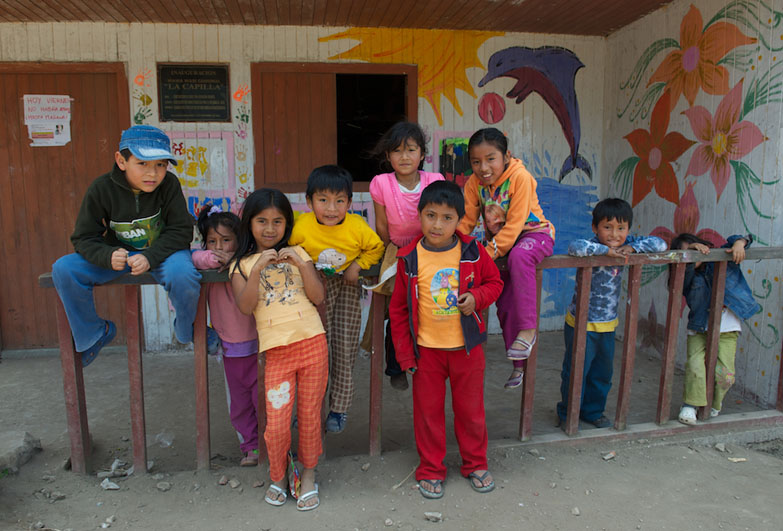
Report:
252,69,337,189
251,63,417,190
0,63,130,349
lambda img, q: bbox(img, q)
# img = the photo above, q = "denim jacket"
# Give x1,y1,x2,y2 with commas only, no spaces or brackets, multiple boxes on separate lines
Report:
682,234,762,332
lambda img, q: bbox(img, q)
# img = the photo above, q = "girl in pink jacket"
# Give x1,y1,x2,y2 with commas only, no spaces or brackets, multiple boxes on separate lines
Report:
192,205,260,467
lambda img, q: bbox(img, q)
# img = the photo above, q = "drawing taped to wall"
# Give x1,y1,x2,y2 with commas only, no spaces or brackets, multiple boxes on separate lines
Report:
168,131,236,217
479,46,592,182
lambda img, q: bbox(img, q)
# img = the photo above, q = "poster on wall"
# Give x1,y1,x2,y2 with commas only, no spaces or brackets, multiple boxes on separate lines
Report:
23,94,72,146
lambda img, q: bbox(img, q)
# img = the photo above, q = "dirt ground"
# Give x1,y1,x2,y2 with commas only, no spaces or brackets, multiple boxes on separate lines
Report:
2,332,782,530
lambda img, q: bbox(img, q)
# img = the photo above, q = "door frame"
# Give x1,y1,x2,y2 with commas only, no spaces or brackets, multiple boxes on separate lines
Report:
250,62,418,192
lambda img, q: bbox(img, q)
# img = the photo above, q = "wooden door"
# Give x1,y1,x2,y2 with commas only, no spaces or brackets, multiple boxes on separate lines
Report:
252,69,337,189
0,63,130,349
251,63,417,190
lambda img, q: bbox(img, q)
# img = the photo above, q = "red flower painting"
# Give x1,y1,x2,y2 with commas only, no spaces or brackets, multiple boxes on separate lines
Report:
648,4,756,110
624,91,695,206
651,182,725,247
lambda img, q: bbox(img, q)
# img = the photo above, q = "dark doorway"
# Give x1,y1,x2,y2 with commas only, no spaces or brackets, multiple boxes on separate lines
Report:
336,74,407,183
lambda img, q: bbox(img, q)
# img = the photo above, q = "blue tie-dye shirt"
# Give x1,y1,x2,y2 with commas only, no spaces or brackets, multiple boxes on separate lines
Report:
565,235,667,331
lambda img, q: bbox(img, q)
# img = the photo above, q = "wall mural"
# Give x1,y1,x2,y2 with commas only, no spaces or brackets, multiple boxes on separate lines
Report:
319,28,502,125
480,46,592,181
611,1,781,352
133,69,154,125
613,1,780,244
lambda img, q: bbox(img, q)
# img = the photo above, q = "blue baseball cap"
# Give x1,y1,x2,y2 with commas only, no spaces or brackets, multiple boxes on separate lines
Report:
119,125,176,164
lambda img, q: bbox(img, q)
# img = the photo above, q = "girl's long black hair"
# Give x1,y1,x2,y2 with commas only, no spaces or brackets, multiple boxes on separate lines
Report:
370,121,428,173
232,188,294,277
668,233,715,286
195,204,240,248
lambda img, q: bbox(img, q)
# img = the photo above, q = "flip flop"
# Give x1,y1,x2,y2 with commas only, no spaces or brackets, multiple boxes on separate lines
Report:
506,335,536,360
80,320,116,368
467,471,496,493
504,369,524,389
418,479,444,499
264,484,288,506
296,483,320,511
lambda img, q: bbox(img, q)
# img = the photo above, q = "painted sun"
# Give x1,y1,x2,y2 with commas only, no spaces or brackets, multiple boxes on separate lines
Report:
319,28,502,125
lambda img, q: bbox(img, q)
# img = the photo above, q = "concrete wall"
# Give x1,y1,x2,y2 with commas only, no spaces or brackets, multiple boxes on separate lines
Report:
604,0,783,406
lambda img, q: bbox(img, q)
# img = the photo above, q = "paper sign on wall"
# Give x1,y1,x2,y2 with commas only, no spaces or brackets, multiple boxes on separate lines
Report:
23,94,72,146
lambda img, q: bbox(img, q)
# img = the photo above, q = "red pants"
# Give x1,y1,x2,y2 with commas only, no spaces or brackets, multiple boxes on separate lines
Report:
413,345,488,480
264,334,328,482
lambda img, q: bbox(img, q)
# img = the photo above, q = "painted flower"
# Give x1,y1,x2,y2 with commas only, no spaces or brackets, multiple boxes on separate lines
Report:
648,4,756,109
683,80,765,200
624,91,695,206
651,182,725,247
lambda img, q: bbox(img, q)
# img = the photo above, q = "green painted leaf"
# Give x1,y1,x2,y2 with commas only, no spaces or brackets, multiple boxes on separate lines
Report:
611,157,639,202
617,39,678,119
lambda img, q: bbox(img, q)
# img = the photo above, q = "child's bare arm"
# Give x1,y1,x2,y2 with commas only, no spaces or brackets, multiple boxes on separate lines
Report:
278,247,325,305
373,202,390,245
231,251,278,314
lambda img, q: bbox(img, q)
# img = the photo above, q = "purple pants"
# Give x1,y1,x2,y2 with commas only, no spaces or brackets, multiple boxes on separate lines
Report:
496,232,554,351
223,354,259,453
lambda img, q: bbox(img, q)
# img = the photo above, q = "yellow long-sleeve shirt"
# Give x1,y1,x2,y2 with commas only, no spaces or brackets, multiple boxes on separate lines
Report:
289,212,385,274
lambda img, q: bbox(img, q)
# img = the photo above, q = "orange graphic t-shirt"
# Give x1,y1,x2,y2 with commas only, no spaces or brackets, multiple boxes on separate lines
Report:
416,241,464,350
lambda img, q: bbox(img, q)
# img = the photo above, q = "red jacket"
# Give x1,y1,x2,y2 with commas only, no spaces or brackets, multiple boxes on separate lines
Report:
389,231,504,371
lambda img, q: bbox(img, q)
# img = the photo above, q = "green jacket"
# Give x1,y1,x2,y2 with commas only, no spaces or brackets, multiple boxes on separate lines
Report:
71,164,194,269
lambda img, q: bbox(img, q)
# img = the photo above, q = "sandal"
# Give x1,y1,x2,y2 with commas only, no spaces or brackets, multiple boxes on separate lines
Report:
504,369,524,389
264,483,287,506
467,470,495,493
296,483,320,511
506,335,536,360
80,320,116,368
418,479,444,499
240,449,258,467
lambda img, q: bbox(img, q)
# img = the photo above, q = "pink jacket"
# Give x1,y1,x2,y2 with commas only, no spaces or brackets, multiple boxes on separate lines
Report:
191,250,258,347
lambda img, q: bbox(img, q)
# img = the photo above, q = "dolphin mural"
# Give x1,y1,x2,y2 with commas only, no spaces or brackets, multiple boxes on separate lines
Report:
479,46,592,181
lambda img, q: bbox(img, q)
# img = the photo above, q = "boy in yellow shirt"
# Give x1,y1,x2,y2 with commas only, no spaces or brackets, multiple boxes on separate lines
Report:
289,165,384,432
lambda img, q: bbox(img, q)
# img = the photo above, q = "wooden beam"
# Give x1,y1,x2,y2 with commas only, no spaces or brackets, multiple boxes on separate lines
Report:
657,263,684,424
614,264,641,430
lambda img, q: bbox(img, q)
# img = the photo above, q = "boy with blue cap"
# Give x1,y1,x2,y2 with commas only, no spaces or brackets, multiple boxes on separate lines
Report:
52,125,201,366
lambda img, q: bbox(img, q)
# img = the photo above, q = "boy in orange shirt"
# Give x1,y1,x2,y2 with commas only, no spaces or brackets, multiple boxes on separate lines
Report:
389,181,503,499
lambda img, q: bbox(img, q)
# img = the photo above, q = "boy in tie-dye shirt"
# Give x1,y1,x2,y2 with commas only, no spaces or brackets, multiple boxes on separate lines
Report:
556,198,666,429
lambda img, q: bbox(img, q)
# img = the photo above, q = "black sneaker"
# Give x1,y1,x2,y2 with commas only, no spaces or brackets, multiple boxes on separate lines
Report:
585,415,612,429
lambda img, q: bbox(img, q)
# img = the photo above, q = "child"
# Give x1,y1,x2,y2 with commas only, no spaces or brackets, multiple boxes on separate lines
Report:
231,189,327,511
192,205,260,466
457,128,555,389
672,234,761,425
52,125,200,366
369,121,445,390
389,181,504,499
557,198,667,428
289,165,384,433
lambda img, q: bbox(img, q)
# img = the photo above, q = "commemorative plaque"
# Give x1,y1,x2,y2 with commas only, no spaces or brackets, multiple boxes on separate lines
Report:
158,64,230,122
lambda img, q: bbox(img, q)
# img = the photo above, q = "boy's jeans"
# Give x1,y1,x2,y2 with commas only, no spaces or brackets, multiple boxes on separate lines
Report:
556,323,616,423
52,250,201,352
